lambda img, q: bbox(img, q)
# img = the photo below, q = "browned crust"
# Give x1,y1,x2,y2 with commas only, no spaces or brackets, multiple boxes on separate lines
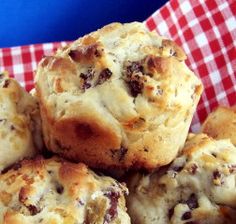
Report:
182,134,213,156
145,56,170,74
202,106,236,145
162,39,187,61
0,156,130,224
45,115,122,165
41,56,77,74
68,43,103,64
35,22,202,171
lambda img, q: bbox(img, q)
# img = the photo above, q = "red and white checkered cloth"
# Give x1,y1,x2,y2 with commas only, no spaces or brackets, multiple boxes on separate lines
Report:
0,0,235,132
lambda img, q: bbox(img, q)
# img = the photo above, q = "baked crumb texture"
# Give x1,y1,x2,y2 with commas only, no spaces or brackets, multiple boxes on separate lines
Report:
35,22,203,170
202,106,236,145
127,133,236,224
0,157,130,224
0,73,42,172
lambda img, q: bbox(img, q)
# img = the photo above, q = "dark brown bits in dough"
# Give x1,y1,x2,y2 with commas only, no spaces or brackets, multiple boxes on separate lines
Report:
77,199,85,206
186,194,198,210
144,148,149,152
213,170,223,185
1,162,22,174
56,183,64,194
96,68,112,85
3,79,10,88
211,153,217,157
68,43,102,62
12,162,22,171
126,61,144,77
94,49,101,57
27,205,41,216
156,85,163,95
104,191,120,224
171,166,184,172
128,80,144,97
213,170,221,179
68,50,78,61
80,69,94,81
82,82,92,90
169,48,177,57
125,60,146,97
80,69,94,90
181,211,192,220
229,164,236,173
110,147,128,162
10,125,15,131
168,206,175,219
188,164,198,175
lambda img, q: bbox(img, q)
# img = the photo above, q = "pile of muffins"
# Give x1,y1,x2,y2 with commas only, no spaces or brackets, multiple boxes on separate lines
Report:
0,22,235,224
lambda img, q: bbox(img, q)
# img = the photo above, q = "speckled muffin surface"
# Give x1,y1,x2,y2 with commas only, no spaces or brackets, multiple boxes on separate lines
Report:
0,73,42,172
127,134,236,224
35,22,202,170
202,106,236,145
0,157,130,224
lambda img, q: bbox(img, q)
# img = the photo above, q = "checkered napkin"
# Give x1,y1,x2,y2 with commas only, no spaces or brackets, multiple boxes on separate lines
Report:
0,0,235,132
145,0,236,131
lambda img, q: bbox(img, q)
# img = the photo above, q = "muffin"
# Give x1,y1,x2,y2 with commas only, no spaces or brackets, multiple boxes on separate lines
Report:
127,134,236,224
0,73,42,172
0,157,130,224
35,22,203,170
202,106,236,145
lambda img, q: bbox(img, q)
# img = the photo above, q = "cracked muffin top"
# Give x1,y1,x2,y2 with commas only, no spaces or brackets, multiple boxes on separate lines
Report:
35,22,202,170
127,133,236,224
0,157,130,224
202,106,236,145
0,73,42,172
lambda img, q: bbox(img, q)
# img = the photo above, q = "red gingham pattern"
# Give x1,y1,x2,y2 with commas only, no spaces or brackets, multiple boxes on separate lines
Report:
0,42,68,91
145,0,236,131
0,0,235,131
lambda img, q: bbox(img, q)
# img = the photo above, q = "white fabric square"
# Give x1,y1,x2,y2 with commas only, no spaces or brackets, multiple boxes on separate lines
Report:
180,1,192,14
225,17,236,32
212,26,221,38
206,11,211,18
204,54,214,63
195,33,208,47
226,62,233,75
43,43,53,51
13,64,24,74
182,42,190,55
189,18,198,28
209,70,222,85
219,1,228,11
11,47,22,56
31,61,37,70
216,91,226,101
157,20,169,35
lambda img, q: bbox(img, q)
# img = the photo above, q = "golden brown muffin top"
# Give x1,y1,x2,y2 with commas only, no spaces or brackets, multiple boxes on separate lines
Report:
0,157,130,224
